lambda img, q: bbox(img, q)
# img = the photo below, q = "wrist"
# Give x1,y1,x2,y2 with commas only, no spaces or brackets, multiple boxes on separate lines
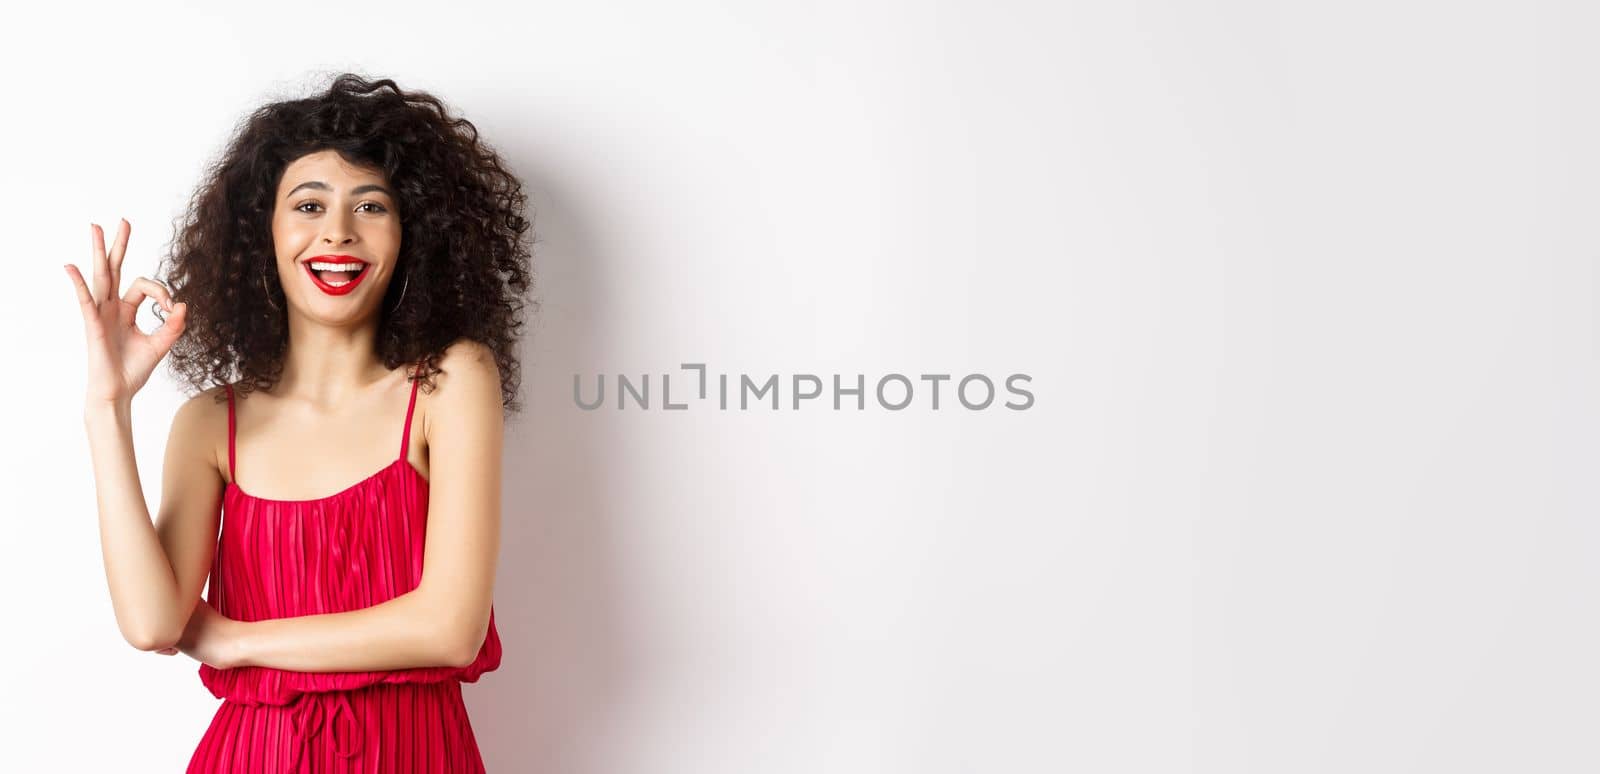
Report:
224,618,251,669
82,398,132,426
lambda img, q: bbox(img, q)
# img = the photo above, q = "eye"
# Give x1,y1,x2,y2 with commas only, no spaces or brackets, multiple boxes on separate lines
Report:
293,201,389,214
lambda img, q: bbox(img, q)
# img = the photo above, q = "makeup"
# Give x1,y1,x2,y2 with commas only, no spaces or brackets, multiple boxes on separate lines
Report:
302,255,371,296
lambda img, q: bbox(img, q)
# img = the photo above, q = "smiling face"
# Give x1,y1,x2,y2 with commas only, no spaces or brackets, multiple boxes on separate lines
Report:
270,149,402,320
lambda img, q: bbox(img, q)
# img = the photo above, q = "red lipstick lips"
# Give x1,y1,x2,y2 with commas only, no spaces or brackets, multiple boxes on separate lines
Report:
304,254,370,296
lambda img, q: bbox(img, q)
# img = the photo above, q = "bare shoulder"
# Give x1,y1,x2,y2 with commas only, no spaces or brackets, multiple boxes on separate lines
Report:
167,384,230,482
420,339,504,437
430,339,502,392
437,338,498,372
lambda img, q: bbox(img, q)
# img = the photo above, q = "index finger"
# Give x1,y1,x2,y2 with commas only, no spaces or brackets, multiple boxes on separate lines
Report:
63,263,95,309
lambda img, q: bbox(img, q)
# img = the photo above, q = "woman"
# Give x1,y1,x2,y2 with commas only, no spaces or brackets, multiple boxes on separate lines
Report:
65,73,533,772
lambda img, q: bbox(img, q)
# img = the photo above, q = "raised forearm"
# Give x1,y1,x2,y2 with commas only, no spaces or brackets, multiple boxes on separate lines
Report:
84,399,187,650
228,587,482,672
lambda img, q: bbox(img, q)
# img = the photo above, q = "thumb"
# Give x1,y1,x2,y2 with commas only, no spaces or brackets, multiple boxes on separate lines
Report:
154,302,188,347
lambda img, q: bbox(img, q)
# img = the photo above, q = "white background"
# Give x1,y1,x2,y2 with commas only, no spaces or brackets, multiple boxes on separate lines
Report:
2,1,1595,772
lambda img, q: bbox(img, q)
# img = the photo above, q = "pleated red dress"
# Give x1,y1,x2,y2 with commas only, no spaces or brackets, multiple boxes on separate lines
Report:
188,371,502,773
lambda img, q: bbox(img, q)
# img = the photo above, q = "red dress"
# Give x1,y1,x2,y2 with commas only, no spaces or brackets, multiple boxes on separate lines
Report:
188,371,502,773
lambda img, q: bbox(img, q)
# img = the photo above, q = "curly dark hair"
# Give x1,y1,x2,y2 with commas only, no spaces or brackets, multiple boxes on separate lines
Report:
156,72,535,414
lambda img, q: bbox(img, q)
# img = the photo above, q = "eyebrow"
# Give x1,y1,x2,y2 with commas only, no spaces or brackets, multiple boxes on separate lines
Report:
284,180,396,199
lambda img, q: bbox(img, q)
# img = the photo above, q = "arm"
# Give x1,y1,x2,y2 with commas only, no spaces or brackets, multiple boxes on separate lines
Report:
69,218,214,653
216,340,503,672
85,393,222,652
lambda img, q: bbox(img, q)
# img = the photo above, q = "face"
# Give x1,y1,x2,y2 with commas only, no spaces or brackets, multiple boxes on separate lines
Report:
270,150,402,320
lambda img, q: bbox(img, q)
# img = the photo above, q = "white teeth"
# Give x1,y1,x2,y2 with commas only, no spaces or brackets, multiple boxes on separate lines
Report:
310,261,366,272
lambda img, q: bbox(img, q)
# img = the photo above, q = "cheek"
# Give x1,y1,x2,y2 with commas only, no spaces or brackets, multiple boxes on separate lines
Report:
373,220,402,242
271,218,315,252
368,222,403,254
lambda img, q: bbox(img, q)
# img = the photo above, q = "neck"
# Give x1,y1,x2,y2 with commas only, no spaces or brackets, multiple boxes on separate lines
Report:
276,312,392,405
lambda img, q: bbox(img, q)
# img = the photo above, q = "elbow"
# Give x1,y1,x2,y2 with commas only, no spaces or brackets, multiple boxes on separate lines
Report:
119,602,187,652
445,646,476,670
415,585,491,668
443,623,488,669
419,589,490,668
123,622,179,653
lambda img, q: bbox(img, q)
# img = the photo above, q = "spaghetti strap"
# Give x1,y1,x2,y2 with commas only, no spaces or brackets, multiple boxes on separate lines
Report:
400,366,421,462
224,383,237,484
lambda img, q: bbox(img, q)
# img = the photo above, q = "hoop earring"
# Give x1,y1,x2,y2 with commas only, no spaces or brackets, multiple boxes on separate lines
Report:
262,271,281,310
387,272,410,314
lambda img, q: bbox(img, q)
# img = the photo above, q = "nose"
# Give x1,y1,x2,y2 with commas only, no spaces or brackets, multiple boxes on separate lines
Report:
320,211,357,245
